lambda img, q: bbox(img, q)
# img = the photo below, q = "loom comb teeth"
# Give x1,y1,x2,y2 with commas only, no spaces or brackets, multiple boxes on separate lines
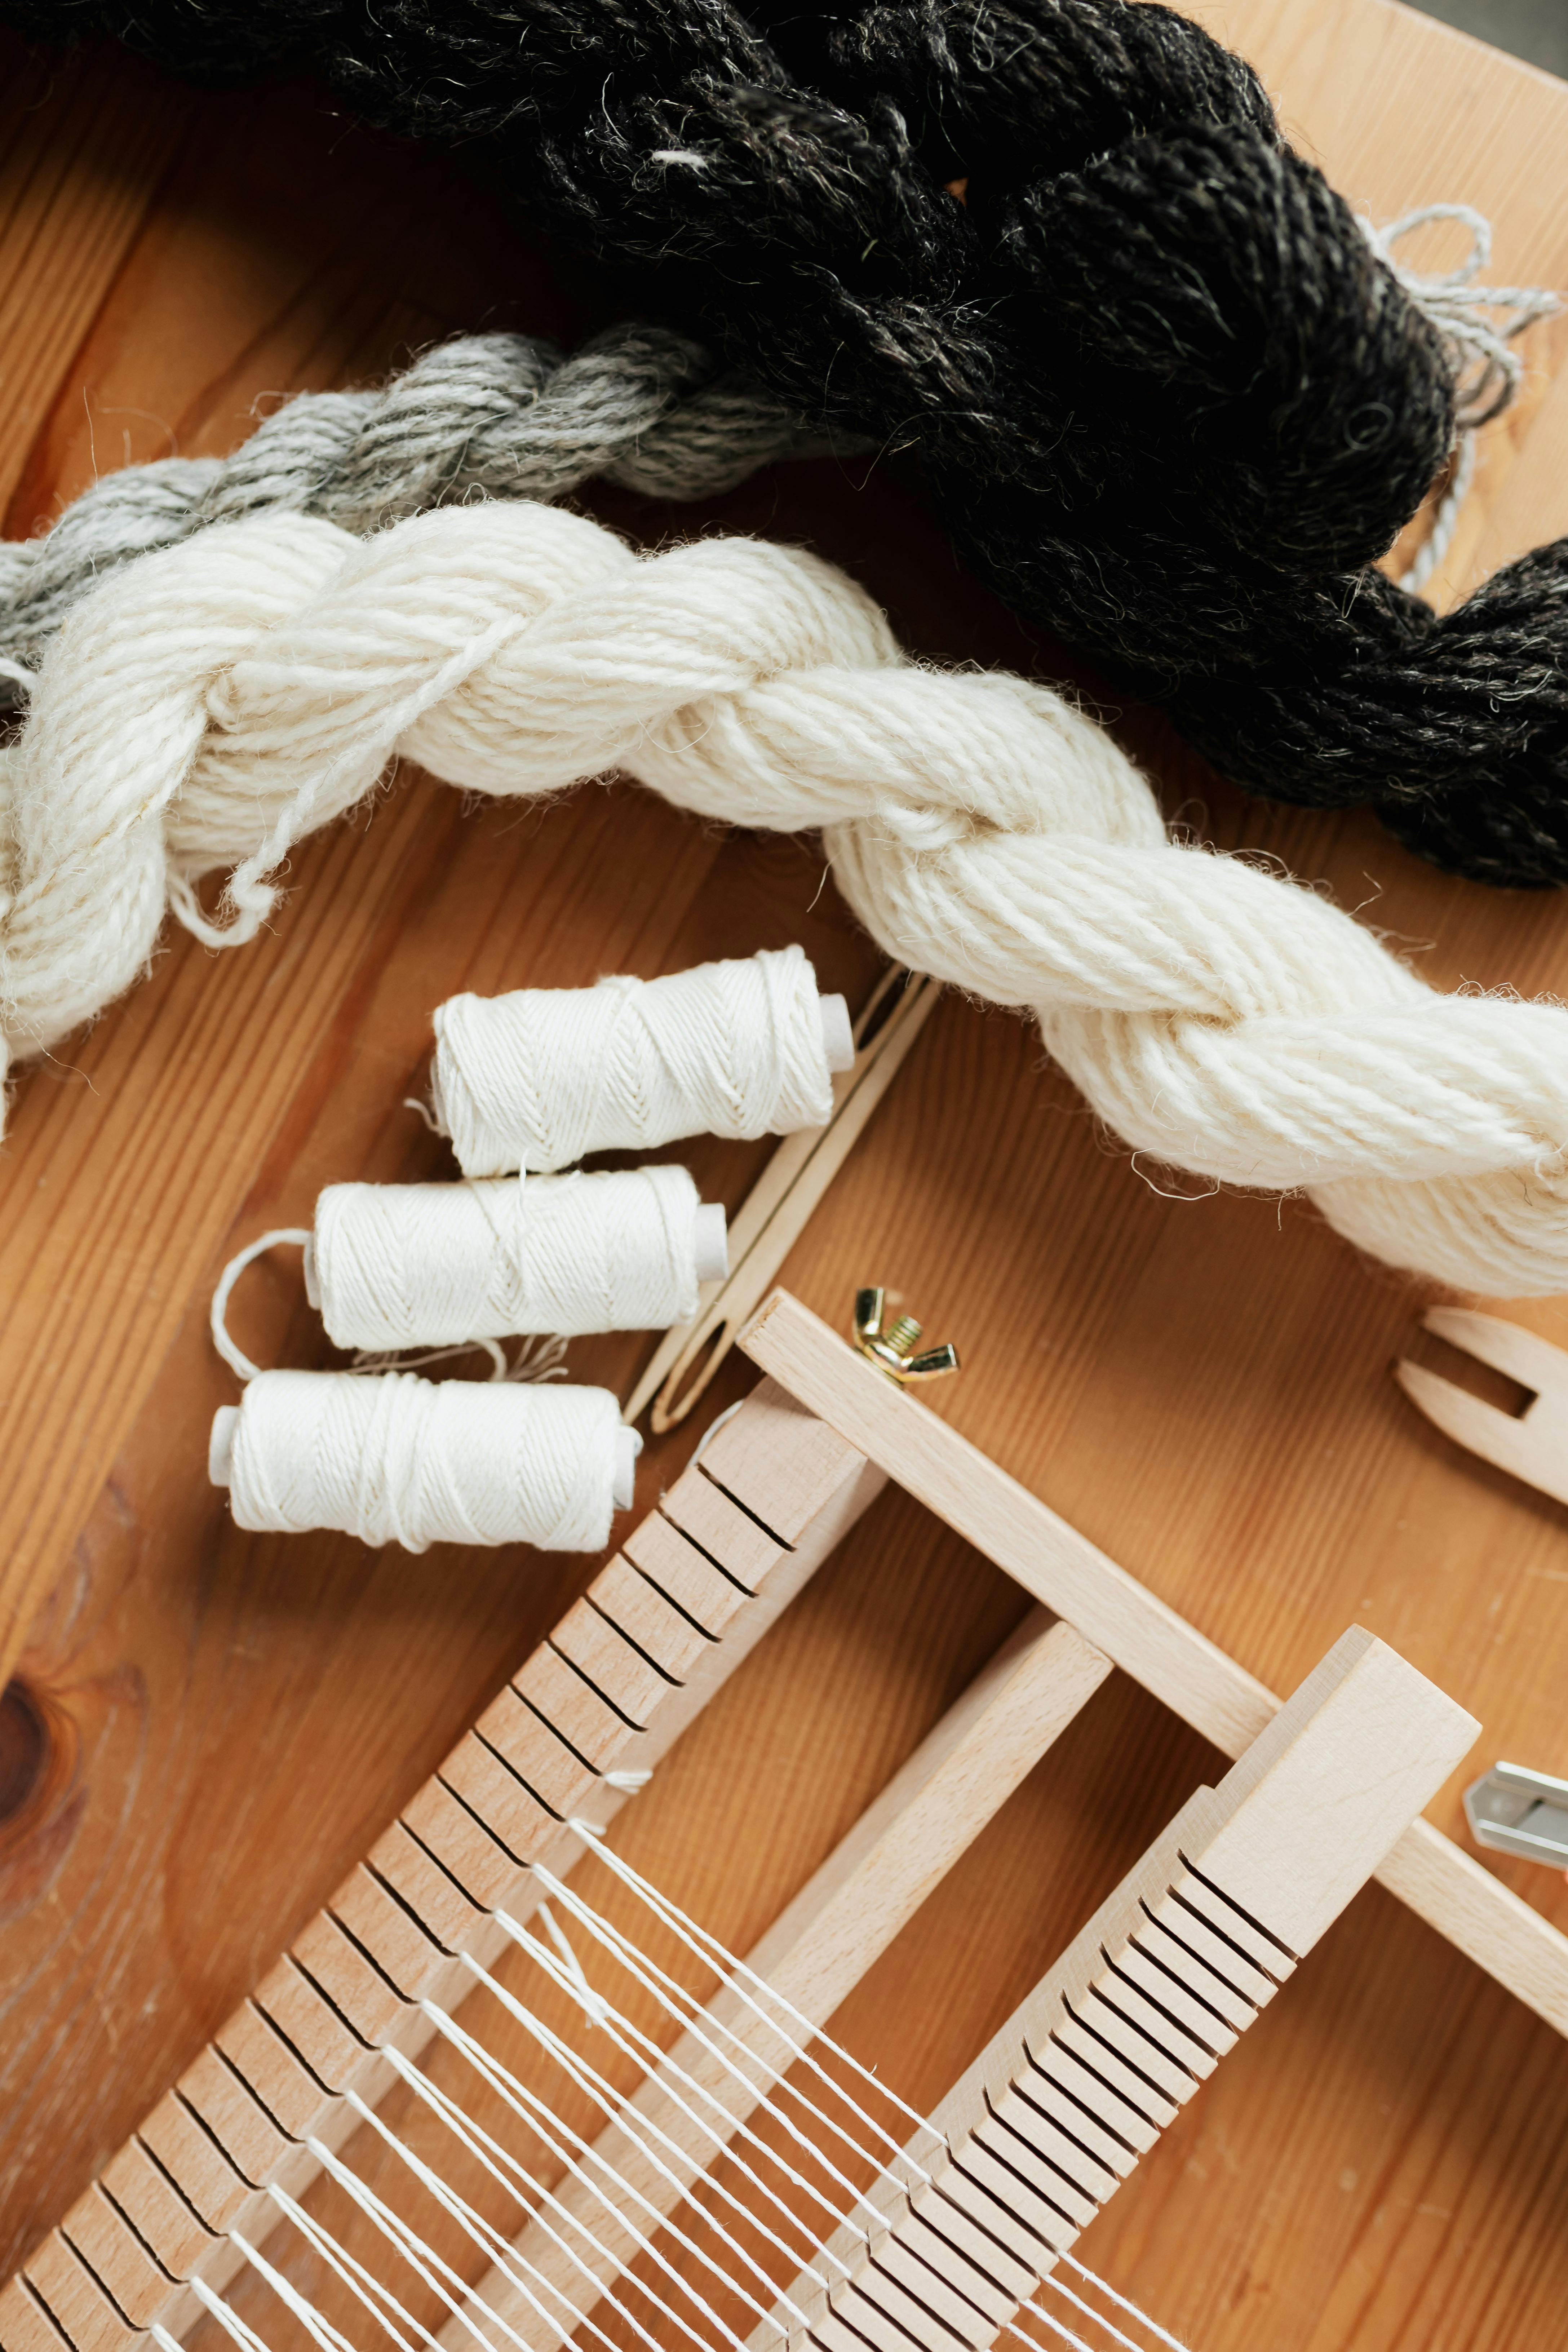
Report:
1395,1305,1568,1506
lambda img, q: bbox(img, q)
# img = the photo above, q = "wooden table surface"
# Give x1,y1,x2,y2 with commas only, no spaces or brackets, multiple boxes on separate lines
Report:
4,3,1568,2345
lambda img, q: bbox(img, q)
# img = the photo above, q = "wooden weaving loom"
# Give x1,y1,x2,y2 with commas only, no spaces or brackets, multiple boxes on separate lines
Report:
6,1289,1540,2352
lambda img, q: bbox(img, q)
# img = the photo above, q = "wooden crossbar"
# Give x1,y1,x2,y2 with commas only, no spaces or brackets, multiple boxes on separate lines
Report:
740,1290,1568,2041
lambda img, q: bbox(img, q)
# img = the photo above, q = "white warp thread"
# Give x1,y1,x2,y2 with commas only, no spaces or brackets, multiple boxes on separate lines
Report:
432,947,834,1175
220,1368,620,1552
311,1164,707,1348
152,1816,1194,2352
10,499,1568,1292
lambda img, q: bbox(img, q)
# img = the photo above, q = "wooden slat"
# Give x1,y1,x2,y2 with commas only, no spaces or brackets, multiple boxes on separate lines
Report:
547,1599,674,1731
620,1512,756,1634
470,1686,599,1819
654,1465,790,1593
133,2098,250,2239
19,2234,138,2352
210,2006,324,2141
0,2275,74,2352
581,1555,717,1684
327,1862,447,1999
249,1957,366,2094
400,1778,531,1915
170,2050,289,2189
364,1822,489,1958
289,1909,410,2050
56,2190,171,2333
95,2148,215,2290
511,1647,642,1770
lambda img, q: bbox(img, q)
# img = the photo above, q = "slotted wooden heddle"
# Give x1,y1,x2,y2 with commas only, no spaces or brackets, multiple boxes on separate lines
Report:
0,1294,1504,2352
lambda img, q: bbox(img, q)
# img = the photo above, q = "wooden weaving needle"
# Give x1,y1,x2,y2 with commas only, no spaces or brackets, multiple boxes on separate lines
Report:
623,966,940,1432
1395,1306,1568,1507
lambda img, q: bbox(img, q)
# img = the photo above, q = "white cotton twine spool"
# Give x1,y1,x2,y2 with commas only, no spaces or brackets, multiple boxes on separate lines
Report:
209,1370,632,1553
431,944,853,1177
307,1164,728,1351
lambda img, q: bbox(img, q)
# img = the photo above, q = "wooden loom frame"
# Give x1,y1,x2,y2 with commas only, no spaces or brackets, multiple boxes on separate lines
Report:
0,1290,1509,2352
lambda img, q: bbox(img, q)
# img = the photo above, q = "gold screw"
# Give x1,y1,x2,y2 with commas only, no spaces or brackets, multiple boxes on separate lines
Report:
852,1288,961,1386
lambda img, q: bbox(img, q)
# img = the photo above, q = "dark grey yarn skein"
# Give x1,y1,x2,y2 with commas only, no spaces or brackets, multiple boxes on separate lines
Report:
0,324,828,707
6,0,1567,882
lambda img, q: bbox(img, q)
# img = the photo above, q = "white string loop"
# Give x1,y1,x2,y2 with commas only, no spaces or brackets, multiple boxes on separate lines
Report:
209,1227,312,1381
1361,202,1563,592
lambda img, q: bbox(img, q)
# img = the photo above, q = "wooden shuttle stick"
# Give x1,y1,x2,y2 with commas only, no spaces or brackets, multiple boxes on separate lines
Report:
625,970,940,1433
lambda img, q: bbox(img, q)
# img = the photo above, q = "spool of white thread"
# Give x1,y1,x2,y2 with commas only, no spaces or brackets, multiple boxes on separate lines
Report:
430,944,855,1177
208,1371,638,1553
305,1165,728,1351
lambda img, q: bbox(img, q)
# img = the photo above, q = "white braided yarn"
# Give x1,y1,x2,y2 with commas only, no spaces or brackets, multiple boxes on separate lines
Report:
433,948,834,1175
311,1165,706,1349
6,500,1568,1295
223,1368,620,1551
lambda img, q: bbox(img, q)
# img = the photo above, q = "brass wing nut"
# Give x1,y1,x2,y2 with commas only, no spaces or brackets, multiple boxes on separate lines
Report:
853,1288,961,1385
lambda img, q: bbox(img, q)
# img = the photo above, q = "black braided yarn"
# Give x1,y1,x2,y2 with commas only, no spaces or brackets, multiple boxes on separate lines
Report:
6,0,1566,883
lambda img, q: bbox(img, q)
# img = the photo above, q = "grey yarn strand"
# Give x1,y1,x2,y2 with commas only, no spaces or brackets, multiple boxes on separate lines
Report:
0,322,833,705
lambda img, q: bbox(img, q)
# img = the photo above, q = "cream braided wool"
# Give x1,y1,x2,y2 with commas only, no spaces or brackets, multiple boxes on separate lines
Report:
6,499,1568,1297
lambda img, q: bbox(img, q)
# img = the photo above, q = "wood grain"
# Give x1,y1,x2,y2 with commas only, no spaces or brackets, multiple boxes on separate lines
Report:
3,4,1568,2348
